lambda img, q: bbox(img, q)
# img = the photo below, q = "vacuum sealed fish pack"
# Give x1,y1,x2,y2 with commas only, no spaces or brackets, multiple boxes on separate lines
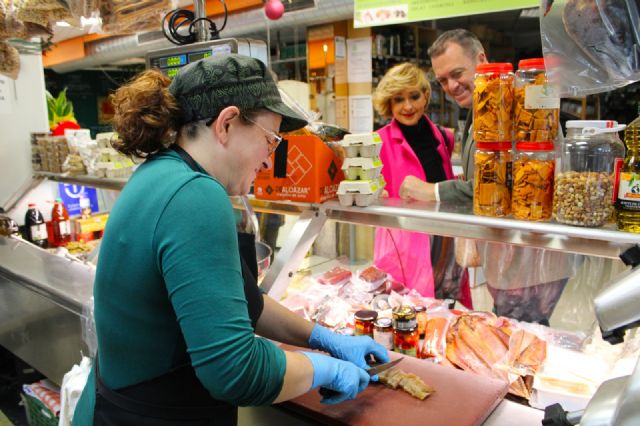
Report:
540,0,640,95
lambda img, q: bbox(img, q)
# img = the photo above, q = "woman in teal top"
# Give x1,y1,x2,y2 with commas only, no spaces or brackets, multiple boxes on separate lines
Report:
72,55,388,425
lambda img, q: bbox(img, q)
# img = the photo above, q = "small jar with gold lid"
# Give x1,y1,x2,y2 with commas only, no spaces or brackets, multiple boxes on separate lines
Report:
392,305,419,357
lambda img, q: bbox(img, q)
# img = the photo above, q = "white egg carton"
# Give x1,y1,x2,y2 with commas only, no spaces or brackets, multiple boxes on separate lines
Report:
340,132,383,157
337,176,386,207
341,156,383,180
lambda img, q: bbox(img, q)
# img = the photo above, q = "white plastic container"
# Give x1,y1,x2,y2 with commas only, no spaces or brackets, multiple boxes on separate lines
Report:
340,133,383,158
337,176,386,207
341,157,383,180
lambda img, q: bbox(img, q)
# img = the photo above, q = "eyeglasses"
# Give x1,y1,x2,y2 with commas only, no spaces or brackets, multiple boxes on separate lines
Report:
245,117,283,155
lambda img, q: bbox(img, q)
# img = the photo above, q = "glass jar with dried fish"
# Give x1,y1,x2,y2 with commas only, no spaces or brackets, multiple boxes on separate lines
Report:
514,58,560,143
474,142,513,217
512,142,555,221
473,63,514,143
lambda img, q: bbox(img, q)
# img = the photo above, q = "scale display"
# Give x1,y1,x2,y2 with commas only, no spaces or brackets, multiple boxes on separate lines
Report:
146,38,268,78
148,50,212,77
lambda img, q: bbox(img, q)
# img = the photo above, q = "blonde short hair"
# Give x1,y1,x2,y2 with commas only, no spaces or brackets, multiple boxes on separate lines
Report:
373,63,431,119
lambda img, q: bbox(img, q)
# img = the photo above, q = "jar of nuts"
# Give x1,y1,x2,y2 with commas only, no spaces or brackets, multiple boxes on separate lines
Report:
554,121,626,227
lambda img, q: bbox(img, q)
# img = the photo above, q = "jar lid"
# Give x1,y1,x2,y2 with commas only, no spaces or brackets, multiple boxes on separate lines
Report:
518,58,545,70
476,63,513,73
392,305,416,320
355,310,378,321
414,305,426,312
375,318,392,328
566,120,626,134
515,142,555,151
566,120,618,129
477,142,512,150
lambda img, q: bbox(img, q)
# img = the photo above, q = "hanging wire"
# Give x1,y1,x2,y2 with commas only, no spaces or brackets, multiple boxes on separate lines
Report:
162,0,228,46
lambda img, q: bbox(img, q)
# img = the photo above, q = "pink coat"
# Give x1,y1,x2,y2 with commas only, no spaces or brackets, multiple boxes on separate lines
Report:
374,116,455,297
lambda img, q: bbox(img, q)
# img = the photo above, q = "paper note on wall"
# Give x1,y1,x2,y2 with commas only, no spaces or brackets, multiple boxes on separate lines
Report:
335,96,349,129
347,37,372,83
0,75,15,114
348,95,373,133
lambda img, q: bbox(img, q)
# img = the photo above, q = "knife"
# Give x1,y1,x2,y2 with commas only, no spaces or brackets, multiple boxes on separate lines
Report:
366,357,403,376
319,358,403,398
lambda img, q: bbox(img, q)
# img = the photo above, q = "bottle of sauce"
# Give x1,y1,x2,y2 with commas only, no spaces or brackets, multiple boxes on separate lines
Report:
616,112,640,233
50,198,71,247
24,203,48,248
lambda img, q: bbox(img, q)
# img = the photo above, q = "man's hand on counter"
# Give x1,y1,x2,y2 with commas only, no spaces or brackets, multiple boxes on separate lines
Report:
399,176,436,202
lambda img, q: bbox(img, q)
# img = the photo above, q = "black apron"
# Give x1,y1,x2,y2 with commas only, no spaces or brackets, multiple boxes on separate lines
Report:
93,145,265,425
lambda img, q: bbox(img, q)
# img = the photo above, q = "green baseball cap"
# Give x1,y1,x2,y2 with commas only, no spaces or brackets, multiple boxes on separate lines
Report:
168,54,308,133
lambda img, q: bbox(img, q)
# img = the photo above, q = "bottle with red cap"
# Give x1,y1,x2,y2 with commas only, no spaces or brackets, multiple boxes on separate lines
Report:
473,62,514,143
24,203,48,248
50,198,71,247
514,58,560,143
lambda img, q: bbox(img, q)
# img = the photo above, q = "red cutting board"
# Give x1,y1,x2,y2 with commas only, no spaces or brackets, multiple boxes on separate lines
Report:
277,346,508,426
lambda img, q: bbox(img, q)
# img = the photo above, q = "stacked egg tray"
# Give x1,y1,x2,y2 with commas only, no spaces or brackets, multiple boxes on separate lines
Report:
337,133,386,207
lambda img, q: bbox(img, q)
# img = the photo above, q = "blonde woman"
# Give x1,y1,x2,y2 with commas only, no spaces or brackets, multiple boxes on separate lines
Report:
373,62,471,308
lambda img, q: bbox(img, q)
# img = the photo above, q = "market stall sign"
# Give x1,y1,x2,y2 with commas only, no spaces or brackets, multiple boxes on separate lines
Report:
354,0,539,28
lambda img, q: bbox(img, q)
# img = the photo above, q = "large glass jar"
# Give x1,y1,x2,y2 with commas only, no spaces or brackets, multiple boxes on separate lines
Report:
474,142,513,217
473,63,514,142
512,142,555,221
554,120,626,227
514,58,560,143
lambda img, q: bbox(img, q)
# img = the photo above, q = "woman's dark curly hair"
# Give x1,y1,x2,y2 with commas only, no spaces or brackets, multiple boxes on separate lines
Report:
109,70,181,158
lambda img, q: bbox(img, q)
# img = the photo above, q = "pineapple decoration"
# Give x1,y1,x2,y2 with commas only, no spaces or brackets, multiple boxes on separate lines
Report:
46,88,81,136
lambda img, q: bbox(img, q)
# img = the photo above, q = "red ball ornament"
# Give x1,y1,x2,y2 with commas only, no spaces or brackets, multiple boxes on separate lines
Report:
264,0,284,20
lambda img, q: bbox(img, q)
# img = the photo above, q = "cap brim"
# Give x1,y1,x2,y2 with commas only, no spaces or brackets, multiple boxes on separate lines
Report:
265,101,308,133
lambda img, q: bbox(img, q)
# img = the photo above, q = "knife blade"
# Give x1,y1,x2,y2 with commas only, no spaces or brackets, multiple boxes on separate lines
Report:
367,358,403,376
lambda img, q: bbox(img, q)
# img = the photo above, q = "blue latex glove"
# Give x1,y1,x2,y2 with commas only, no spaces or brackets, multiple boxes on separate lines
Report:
308,324,390,379
301,351,370,404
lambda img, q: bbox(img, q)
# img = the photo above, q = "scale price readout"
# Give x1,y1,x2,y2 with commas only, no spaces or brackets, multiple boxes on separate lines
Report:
149,50,212,78
145,38,268,77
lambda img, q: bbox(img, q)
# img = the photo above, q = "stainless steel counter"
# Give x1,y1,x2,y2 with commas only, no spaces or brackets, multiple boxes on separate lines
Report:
0,236,92,384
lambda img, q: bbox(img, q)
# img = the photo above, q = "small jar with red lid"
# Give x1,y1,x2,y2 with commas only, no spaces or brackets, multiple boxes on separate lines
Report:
473,63,514,143
474,142,513,217
514,58,560,143
354,310,378,337
512,142,555,221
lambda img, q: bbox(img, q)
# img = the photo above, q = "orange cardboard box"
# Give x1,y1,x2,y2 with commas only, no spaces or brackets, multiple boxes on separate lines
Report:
254,135,344,203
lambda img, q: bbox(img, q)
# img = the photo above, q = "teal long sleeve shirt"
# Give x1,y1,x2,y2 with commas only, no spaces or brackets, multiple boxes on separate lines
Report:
73,149,285,424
